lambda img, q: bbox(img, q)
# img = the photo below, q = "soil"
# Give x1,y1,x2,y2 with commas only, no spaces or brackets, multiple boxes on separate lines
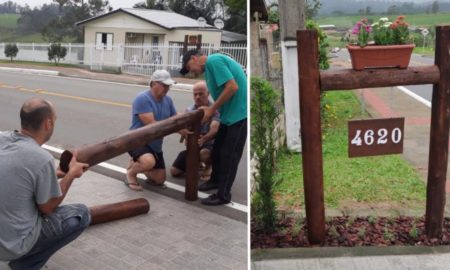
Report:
251,216,450,249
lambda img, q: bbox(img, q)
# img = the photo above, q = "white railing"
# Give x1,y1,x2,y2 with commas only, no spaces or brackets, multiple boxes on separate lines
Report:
0,42,247,76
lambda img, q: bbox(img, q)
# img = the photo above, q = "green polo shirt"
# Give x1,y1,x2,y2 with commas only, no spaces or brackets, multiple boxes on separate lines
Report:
204,54,247,126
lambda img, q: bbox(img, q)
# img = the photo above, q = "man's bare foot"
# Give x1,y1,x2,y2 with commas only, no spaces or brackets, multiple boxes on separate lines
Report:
125,170,143,191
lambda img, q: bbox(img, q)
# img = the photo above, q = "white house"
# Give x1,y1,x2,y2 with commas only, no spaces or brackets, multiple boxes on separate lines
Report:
76,8,223,72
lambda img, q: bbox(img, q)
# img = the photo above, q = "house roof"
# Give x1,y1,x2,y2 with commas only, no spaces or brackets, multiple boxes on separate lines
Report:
221,30,247,43
76,8,217,30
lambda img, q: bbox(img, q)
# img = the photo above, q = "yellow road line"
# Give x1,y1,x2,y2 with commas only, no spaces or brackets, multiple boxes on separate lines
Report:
0,83,131,108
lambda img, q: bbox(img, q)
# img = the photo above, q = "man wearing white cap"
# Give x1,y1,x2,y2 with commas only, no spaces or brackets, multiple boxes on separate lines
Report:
126,70,177,191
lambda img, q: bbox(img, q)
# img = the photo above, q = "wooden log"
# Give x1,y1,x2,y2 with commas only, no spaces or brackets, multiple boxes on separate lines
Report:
185,120,201,201
425,26,450,237
59,110,204,172
89,198,150,225
297,29,326,244
320,65,440,91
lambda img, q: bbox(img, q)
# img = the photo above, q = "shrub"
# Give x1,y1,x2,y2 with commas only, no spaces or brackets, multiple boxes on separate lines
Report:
48,43,67,66
4,43,18,62
251,77,282,233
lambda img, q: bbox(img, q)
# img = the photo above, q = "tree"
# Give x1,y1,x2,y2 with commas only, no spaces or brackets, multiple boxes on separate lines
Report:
432,1,439,14
4,43,18,62
48,43,67,65
387,5,399,15
40,0,112,42
306,0,321,19
133,0,165,9
365,6,372,15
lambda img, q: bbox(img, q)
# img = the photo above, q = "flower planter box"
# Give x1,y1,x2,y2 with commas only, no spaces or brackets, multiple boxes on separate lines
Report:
347,44,415,71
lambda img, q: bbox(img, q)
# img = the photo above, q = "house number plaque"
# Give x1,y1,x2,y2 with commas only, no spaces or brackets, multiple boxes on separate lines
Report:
348,117,404,157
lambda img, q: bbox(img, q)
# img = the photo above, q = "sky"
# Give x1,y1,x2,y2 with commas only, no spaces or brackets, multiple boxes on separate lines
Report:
0,0,143,9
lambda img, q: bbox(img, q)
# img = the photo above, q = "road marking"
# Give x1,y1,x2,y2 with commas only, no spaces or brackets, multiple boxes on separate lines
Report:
42,144,248,214
397,86,431,108
5,72,193,93
0,82,131,108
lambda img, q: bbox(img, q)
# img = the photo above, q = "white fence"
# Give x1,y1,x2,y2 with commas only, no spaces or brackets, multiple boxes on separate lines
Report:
0,42,247,76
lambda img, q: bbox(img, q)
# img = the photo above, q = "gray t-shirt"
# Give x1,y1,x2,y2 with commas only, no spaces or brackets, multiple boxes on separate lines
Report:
0,131,62,261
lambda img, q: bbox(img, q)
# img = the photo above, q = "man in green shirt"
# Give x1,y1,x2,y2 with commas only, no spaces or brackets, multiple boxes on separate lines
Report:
180,50,247,205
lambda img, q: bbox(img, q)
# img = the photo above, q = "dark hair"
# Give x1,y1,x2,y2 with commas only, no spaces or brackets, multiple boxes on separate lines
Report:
20,99,53,131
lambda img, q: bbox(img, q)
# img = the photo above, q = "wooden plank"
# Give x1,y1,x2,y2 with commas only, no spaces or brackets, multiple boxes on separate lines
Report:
425,25,450,237
297,29,325,244
320,66,440,91
89,198,150,225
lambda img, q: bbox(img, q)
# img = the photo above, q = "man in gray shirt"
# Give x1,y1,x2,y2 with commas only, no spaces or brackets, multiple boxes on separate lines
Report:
0,97,90,269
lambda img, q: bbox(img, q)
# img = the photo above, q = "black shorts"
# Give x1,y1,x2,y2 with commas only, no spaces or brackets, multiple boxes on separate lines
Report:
171,144,213,172
128,145,165,169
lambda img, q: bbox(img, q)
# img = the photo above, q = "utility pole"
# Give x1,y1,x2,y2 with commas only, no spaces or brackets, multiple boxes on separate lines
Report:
279,0,306,151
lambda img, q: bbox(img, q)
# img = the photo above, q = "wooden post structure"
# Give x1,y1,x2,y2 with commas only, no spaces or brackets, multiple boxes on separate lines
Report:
297,30,326,244
185,120,201,201
425,25,450,237
296,25,449,243
59,110,204,200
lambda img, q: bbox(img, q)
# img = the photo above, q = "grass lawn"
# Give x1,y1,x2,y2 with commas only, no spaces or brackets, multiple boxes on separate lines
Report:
0,13,20,29
274,91,426,210
315,12,450,29
0,59,77,68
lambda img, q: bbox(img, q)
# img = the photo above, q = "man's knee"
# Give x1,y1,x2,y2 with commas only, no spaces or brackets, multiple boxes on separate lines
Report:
69,204,91,230
170,166,184,177
200,148,211,162
138,154,156,170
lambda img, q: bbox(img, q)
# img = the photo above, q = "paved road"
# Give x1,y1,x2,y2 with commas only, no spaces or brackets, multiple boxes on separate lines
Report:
0,71,248,205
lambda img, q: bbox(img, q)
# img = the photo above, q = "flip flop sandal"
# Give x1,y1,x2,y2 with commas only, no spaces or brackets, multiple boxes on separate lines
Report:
124,179,143,191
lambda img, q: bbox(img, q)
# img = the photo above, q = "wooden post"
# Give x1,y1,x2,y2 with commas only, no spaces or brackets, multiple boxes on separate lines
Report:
89,198,150,225
320,66,440,91
196,35,202,51
185,121,201,201
425,25,450,237
59,111,204,172
297,30,325,244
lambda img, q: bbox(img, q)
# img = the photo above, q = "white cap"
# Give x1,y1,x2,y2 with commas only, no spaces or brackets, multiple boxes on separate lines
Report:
149,70,176,86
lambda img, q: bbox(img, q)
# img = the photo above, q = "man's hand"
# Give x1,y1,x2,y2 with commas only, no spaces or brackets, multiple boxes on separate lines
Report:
198,135,205,146
199,106,214,124
67,151,89,179
56,167,66,179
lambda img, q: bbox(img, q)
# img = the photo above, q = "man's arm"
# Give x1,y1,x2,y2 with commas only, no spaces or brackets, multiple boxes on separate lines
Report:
200,79,238,123
38,154,88,216
138,112,156,125
199,120,220,145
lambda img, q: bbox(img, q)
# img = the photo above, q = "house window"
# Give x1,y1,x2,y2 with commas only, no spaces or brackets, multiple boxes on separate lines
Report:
96,33,113,50
152,36,159,45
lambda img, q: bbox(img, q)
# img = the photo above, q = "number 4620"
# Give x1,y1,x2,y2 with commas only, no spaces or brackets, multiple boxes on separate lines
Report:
351,128,402,146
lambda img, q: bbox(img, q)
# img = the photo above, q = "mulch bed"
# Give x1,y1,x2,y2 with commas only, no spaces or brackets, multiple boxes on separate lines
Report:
251,216,450,249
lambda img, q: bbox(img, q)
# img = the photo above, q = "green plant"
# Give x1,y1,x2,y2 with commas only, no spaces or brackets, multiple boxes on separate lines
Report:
251,77,282,233
368,215,377,225
47,43,67,66
4,43,18,62
351,18,372,47
409,223,419,238
357,227,366,239
306,20,329,70
328,225,339,238
383,226,394,241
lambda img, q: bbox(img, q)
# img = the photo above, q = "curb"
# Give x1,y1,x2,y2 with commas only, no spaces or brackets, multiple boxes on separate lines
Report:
0,67,59,76
251,245,450,261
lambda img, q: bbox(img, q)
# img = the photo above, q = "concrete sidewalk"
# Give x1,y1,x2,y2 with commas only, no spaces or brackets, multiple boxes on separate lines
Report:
0,167,247,270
